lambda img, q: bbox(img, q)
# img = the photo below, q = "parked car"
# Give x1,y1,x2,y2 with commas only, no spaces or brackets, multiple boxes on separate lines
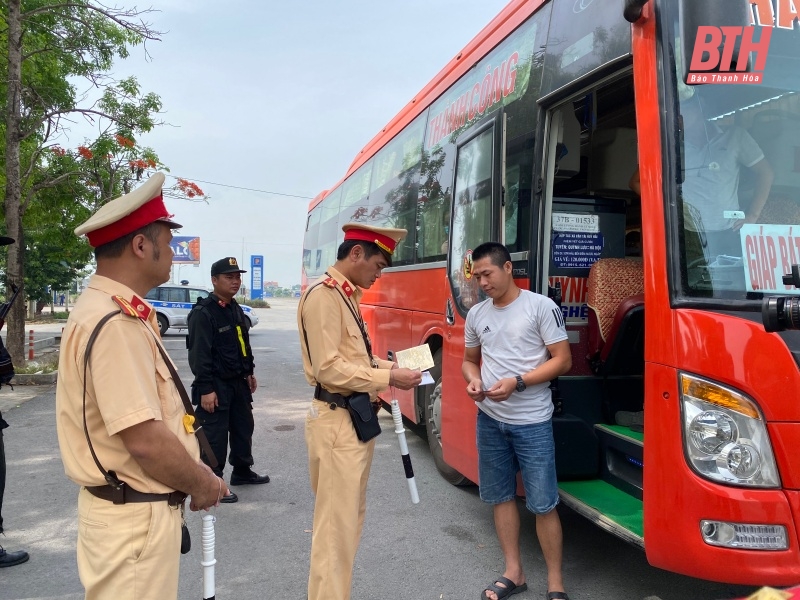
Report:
145,283,259,335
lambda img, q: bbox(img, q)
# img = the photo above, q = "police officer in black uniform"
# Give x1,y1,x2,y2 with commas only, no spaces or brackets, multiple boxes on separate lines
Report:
187,257,269,504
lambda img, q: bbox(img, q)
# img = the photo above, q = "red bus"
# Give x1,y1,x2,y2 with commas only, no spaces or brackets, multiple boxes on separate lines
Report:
302,0,800,585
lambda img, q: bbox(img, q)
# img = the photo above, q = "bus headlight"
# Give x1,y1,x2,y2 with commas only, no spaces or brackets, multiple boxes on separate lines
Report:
680,373,779,488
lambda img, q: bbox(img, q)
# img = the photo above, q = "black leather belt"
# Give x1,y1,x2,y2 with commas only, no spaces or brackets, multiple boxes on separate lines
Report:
86,484,187,507
314,384,349,409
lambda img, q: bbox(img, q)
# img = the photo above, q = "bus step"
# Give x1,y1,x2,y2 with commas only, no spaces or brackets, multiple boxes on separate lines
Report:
558,479,644,548
594,424,643,500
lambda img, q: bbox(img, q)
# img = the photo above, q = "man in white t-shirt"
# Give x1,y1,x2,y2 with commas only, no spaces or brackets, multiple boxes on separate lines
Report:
462,242,571,600
681,93,773,260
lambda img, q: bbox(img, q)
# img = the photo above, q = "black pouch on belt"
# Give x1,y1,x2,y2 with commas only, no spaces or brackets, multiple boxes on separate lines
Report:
181,522,191,554
346,392,381,442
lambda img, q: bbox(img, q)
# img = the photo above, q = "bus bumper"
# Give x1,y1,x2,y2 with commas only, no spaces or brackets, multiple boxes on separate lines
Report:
646,486,800,585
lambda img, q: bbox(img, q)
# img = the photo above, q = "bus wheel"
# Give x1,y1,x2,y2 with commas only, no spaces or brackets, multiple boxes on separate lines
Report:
424,351,469,486
157,314,169,336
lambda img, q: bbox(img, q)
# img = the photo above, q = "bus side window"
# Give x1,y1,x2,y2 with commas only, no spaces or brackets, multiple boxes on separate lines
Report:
418,145,455,262
504,130,536,254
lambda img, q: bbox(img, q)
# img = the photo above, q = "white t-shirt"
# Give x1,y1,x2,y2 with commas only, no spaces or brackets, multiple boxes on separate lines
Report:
464,289,568,425
683,124,765,232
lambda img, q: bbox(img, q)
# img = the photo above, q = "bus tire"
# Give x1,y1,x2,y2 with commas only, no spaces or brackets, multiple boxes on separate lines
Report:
157,313,169,336
424,349,469,486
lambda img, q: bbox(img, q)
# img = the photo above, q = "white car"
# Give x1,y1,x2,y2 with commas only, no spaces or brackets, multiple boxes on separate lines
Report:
145,283,259,335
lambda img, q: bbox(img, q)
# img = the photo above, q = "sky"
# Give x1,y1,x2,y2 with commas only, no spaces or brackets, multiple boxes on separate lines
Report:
68,0,510,289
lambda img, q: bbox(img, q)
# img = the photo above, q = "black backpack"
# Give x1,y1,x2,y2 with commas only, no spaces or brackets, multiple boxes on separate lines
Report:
0,336,14,388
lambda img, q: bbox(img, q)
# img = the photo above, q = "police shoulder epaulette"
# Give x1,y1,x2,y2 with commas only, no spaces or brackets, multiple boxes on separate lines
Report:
322,277,337,288
112,295,151,320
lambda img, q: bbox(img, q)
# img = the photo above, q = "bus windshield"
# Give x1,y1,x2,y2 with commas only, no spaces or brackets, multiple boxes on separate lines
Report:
664,2,800,302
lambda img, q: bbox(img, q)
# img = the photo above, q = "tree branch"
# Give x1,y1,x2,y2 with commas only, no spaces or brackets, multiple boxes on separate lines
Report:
21,3,162,41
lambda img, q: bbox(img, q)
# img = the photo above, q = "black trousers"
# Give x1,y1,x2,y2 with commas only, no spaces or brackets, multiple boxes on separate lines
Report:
194,377,255,477
0,426,6,534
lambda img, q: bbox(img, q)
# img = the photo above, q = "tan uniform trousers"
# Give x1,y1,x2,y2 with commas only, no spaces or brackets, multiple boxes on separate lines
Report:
77,487,182,600
306,399,376,600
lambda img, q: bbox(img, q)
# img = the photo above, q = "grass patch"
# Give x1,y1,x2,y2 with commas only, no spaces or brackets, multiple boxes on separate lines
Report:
243,299,271,308
15,352,59,374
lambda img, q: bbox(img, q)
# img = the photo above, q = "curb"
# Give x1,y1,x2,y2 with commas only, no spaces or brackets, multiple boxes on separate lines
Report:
12,371,58,385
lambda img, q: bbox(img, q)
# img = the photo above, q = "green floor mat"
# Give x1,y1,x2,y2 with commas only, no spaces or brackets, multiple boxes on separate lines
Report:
596,423,644,444
558,479,644,539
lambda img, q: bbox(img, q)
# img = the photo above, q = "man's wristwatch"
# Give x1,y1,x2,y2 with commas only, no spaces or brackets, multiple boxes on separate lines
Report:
515,375,526,392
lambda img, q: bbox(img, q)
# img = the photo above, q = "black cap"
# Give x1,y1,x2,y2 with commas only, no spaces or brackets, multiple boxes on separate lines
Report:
211,257,247,276
0,237,15,246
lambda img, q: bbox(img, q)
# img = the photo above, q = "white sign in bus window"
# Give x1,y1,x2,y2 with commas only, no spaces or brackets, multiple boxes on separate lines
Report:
741,224,800,295
552,213,599,233
561,31,594,68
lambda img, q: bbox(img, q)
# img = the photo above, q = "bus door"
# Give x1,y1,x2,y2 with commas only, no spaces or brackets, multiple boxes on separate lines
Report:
538,78,648,546
440,110,505,483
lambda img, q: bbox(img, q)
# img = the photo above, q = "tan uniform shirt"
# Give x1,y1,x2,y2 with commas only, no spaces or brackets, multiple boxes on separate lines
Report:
298,266,392,400
56,274,200,494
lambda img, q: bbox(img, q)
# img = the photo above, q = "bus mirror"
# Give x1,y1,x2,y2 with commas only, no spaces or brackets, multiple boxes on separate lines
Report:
678,0,751,85
623,0,649,24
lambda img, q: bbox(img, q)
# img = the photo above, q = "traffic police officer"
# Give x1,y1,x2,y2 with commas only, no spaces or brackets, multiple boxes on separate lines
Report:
298,223,422,600
56,173,225,600
187,257,268,503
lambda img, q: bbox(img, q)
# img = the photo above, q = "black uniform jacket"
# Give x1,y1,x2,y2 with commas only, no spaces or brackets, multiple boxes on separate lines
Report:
187,294,254,397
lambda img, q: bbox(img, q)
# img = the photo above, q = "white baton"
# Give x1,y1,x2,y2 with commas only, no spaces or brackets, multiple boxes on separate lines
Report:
391,399,420,504
201,514,217,600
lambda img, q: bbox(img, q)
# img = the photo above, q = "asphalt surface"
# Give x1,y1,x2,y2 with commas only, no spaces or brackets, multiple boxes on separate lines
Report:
0,298,759,599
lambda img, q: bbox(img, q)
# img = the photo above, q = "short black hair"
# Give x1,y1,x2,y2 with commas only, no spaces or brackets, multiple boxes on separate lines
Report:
94,222,163,260
471,242,511,268
337,239,391,266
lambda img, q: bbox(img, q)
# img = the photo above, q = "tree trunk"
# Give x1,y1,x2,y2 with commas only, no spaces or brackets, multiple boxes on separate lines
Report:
4,0,26,365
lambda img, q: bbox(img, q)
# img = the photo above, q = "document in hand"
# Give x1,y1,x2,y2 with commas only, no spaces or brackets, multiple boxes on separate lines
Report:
395,344,435,371
395,345,436,386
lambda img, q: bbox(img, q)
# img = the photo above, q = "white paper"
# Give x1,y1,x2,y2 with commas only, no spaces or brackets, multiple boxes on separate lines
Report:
420,371,435,386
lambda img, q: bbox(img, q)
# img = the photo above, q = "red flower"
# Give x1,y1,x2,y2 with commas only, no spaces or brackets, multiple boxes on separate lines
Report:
77,146,94,160
176,178,204,199
115,134,135,148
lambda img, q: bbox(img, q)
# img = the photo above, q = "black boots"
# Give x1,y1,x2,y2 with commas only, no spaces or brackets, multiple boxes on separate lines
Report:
0,545,29,568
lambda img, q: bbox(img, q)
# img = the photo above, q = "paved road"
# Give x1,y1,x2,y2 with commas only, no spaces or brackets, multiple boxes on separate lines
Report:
0,298,757,599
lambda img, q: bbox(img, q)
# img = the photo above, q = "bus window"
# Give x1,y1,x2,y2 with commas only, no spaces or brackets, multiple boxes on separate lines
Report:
340,163,372,226
418,145,455,263
659,3,800,302
319,187,342,273
450,126,494,314
303,206,322,278
367,114,425,266
504,130,536,253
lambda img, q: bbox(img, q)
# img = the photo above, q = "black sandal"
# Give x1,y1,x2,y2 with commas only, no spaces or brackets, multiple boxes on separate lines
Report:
480,576,528,599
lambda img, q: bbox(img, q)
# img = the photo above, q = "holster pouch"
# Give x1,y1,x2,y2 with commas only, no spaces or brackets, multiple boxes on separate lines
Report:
346,392,381,442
